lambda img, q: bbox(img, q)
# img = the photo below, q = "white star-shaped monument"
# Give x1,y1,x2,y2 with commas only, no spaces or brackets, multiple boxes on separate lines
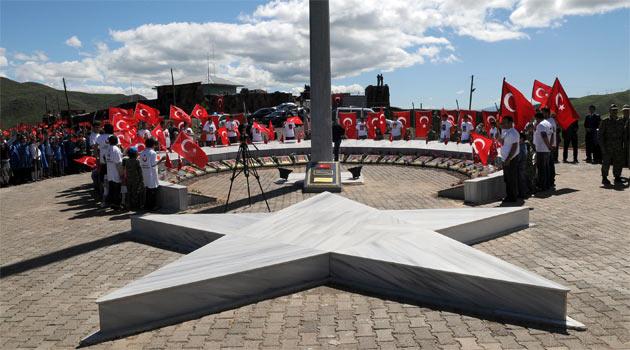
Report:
83,193,584,345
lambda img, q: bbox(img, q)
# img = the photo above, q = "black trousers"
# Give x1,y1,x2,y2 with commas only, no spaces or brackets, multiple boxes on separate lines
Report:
563,130,578,162
585,131,597,161
601,152,624,179
145,187,160,210
333,141,341,161
503,155,520,201
107,181,121,207
549,149,556,187
536,152,550,191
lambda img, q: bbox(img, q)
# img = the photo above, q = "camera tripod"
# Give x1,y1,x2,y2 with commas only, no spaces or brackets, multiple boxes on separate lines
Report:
224,140,271,213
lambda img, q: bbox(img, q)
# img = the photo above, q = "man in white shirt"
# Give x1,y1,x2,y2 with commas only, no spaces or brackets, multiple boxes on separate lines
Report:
460,115,474,143
88,128,99,149
499,116,520,202
356,118,368,140
251,126,264,143
439,114,452,143
390,120,403,140
488,120,499,140
139,138,163,211
543,108,558,187
104,135,123,209
533,112,553,191
283,120,296,141
226,119,237,144
137,122,151,140
202,119,216,146
94,123,114,201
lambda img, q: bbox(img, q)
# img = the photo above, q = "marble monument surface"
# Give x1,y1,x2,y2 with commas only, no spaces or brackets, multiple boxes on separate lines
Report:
83,193,584,345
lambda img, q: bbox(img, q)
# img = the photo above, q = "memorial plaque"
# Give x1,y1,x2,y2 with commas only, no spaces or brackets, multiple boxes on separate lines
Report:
257,157,277,167
344,154,363,163
303,161,342,192
207,161,230,171
276,156,293,166
221,159,243,169
395,155,416,165
293,154,310,164
363,155,381,163
379,155,399,164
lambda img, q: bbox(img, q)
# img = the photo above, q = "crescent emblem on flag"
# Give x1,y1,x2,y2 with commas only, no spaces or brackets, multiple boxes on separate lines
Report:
177,122,185,129
488,115,496,124
233,120,240,127
535,87,546,99
341,117,353,127
472,138,486,154
419,116,429,125
181,139,195,154
140,109,148,117
174,110,181,118
503,93,516,113
116,120,127,130
397,117,406,126
447,114,455,123
556,93,563,107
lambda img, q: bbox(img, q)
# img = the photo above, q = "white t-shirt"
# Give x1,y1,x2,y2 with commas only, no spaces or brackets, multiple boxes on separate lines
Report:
140,148,159,189
252,127,263,142
391,121,403,137
283,122,295,138
163,128,171,148
460,121,473,140
89,132,99,147
138,129,151,139
356,122,368,137
226,121,237,137
534,120,552,153
500,128,520,161
105,145,123,183
203,121,216,141
547,117,557,146
96,133,111,164
440,120,452,140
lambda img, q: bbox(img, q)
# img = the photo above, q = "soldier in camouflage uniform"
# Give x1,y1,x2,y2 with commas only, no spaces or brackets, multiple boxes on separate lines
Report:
598,104,627,185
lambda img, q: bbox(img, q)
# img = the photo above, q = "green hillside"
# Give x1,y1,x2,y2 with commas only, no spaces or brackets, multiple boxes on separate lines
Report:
568,89,629,145
0,77,145,128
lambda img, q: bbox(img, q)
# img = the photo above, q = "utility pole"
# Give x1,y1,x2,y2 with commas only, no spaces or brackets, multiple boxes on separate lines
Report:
468,75,475,110
62,77,71,113
171,68,176,105
455,99,460,110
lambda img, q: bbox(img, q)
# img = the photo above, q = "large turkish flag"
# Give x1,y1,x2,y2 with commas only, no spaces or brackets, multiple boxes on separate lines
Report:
171,131,207,168
414,110,432,138
500,80,534,131
547,78,579,130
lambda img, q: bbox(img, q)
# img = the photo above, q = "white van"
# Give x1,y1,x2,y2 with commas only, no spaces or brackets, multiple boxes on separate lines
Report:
333,107,376,121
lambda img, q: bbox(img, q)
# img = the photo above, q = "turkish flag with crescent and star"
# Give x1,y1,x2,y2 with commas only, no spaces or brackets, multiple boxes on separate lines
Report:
366,113,378,139
414,110,432,138
112,112,134,132
109,107,134,124
114,131,132,149
232,113,246,127
532,80,551,107
170,105,192,127
217,127,229,145
191,104,209,123
547,78,579,130
215,95,225,113
471,132,493,165
151,125,167,149
134,102,160,126
500,80,535,132
267,121,276,141
73,156,97,169
339,112,357,139
482,111,499,133
392,111,411,129
171,131,207,168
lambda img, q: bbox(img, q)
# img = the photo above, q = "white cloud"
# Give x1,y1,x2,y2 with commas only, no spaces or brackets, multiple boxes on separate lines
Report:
65,35,82,48
13,51,48,62
332,84,364,94
0,48,8,67
5,0,628,97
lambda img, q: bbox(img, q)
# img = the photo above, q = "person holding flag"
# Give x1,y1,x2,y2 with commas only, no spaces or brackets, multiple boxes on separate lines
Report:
356,118,368,140
498,116,520,203
202,118,217,147
139,138,164,211
459,115,473,143
533,112,554,191
439,114,452,143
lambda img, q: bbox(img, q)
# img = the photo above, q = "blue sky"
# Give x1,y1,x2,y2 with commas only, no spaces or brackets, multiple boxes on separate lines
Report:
1,0,628,110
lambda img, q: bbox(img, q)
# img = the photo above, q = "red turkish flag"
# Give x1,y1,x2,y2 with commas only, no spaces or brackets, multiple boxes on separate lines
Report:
471,132,492,165
232,113,246,126
134,102,160,126
171,131,207,168
547,78,580,130
500,80,535,132
191,104,209,123
482,111,500,133
170,105,192,127
339,112,357,139
366,112,379,139
286,116,303,125
114,131,133,149
109,107,134,124
73,156,97,169
268,121,275,141
458,110,477,128
112,113,134,132
441,109,458,126
130,133,147,152
165,154,174,169
252,121,273,140
414,110,432,138
532,80,551,107
217,127,229,145
151,125,167,149
393,111,411,129
215,96,225,113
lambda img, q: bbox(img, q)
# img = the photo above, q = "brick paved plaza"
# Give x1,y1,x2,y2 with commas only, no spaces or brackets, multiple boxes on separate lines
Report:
1,156,629,349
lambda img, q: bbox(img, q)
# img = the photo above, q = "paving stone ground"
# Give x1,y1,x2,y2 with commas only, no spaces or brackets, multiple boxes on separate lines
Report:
1,153,629,349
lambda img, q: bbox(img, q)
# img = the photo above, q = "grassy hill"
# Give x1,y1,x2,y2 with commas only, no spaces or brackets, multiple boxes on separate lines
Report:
567,89,629,146
0,77,145,128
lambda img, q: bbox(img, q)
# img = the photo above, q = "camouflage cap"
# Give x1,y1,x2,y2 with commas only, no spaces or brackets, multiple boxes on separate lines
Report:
622,104,630,111
609,104,619,110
